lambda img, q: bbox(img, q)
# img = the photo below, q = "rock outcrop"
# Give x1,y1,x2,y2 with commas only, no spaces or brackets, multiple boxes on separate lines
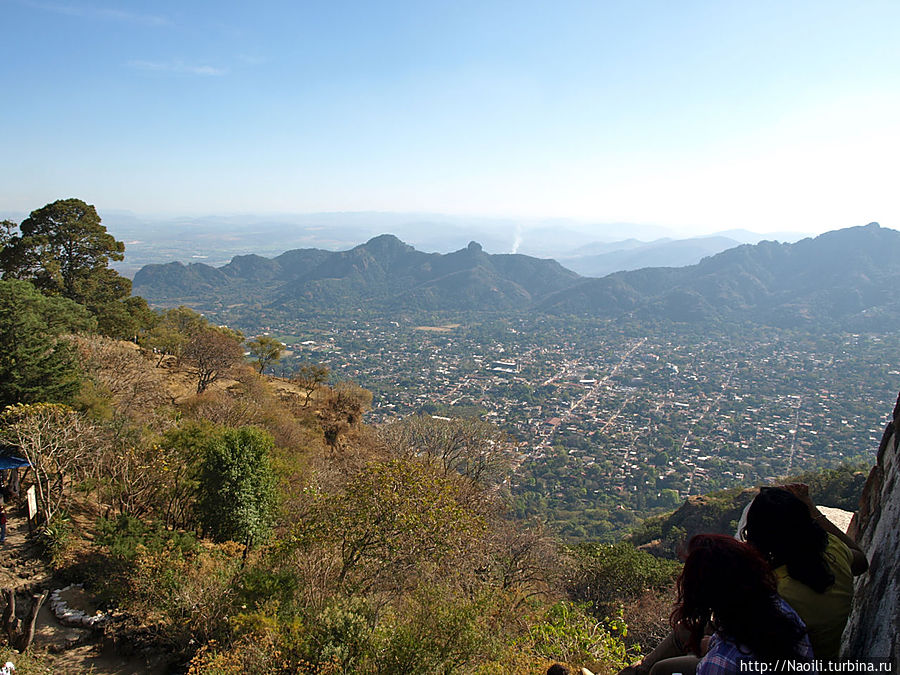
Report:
841,391,900,661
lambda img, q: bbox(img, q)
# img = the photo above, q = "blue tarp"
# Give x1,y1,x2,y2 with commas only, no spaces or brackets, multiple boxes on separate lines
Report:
0,455,30,470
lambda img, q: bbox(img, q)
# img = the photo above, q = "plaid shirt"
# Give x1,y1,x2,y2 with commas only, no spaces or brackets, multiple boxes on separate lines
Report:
697,598,816,675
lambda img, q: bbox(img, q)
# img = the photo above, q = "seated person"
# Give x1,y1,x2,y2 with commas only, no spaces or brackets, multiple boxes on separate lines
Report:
677,534,815,675
621,481,866,674
742,484,868,661
621,534,816,675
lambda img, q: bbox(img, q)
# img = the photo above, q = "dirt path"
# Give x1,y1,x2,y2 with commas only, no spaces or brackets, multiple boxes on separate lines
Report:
0,503,47,589
1,504,166,674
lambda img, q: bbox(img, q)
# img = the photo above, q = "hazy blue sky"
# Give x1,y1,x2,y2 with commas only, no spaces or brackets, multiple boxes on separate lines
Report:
3,0,899,235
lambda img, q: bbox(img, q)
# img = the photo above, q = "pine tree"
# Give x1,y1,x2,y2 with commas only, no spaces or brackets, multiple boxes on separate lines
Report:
0,279,93,407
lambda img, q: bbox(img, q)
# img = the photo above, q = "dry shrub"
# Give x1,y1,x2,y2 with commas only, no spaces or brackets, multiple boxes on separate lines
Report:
485,519,561,607
69,334,170,427
620,585,677,655
181,368,317,451
317,382,372,449
126,540,245,652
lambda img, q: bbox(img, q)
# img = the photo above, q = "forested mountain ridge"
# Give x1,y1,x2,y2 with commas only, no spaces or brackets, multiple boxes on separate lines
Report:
133,235,581,313
133,224,900,329
541,222,900,329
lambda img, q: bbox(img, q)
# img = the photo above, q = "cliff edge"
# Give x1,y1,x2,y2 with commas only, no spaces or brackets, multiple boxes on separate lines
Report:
842,391,900,661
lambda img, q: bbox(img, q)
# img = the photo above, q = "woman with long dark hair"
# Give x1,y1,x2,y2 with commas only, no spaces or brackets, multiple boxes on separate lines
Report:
676,534,814,674
743,485,868,661
620,534,815,675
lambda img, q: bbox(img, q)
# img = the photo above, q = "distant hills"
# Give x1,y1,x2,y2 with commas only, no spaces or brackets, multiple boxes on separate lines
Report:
133,223,900,330
93,209,812,277
133,235,580,314
541,222,900,329
558,235,742,277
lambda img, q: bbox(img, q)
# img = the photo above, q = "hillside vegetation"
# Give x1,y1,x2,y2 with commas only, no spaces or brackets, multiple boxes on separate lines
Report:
0,200,878,673
2,314,656,673
541,223,900,330
1,200,675,674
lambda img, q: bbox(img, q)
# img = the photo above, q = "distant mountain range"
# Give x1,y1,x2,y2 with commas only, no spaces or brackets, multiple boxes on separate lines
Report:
133,223,900,330
558,235,742,277
133,236,580,314
541,222,900,329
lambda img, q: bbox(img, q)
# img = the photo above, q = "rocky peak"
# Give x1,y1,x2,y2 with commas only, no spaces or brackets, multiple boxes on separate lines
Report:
360,234,413,256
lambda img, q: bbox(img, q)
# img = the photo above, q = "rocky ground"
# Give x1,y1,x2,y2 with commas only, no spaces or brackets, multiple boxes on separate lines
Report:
1,503,165,674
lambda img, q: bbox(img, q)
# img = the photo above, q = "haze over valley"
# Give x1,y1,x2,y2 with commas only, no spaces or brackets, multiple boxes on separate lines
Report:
133,222,900,538
5,1,900,669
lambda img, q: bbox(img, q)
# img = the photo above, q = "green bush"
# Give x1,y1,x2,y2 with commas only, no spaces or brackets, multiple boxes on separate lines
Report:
306,597,375,672
197,426,278,547
238,566,299,615
371,587,491,674
97,514,198,562
567,542,680,616
526,601,631,672
35,511,73,565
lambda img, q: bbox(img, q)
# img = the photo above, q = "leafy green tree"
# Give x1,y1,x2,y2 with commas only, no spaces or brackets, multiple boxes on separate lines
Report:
246,335,284,374
95,294,157,340
0,219,15,255
196,426,278,547
141,305,208,366
0,200,155,338
157,421,217,530
1,199,124,302
317,458,485,592
0,279,93,407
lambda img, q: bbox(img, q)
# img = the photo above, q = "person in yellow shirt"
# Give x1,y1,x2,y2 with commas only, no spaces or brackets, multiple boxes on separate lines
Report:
618,483,868,675
742,485,868,661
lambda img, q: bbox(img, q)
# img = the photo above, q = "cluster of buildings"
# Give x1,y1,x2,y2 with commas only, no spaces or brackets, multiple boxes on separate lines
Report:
271,317,896,531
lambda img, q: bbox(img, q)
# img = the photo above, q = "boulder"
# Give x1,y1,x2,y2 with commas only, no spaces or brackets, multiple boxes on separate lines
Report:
841,391,900,661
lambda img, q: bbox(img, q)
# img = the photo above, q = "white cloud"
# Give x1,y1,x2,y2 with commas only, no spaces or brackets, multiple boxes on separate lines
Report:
127,60,227,77
20,0,169,26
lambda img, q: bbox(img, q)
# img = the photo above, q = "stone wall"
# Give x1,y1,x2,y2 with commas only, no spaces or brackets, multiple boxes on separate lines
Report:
841,391,900,661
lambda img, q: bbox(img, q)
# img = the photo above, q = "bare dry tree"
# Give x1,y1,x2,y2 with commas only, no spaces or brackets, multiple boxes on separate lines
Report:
379,414,511,488
0,403,95,524
2,586,49,651
180,328,244,394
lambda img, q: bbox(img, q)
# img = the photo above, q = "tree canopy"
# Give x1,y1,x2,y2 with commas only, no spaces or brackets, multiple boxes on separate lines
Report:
180,326,245,394
140,305,208,365
0,279,93,408
196,426,278,547
1,199,123,302
246,335,284,374
0,199,153,338
293,362,330,406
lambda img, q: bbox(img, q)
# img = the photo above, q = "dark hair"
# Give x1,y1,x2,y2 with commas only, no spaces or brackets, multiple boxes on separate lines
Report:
744,487,834,593
672,534,808,662
546,665,569,675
